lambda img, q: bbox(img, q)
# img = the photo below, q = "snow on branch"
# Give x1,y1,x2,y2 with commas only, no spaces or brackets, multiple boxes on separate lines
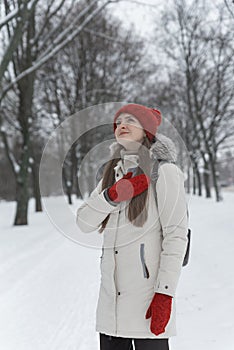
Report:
1,0,112,101
0,0,39,29
32,0,68,48
83,28,125,44
37,0,100,61
0,7,19,29
0,0,40,83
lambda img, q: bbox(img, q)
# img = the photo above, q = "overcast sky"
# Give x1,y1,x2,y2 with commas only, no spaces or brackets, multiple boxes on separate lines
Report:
106,0,162,38
105,0,165,61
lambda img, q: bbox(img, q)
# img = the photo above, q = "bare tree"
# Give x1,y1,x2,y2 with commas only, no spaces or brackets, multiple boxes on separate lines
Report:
0,0,40,82
0,0,118,100
150,0,234,201
36,7,151,203
0,0,118,224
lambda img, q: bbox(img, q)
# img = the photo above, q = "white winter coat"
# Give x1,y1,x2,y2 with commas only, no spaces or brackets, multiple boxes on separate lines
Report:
76,134,188,338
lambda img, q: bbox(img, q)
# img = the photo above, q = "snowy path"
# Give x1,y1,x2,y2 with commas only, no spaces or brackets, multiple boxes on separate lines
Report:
0,191,234,350
0,201,100,350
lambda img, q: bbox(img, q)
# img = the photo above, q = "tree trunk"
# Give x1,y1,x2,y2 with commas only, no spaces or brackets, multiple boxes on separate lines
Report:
30,140,42,212
14,55,35,224
195,167,202,196
62,158,73,205
32,160,42,212
192,167,196,195
186,165,190,194
209,154,222,202
72,145,81,198
67,188,72,205
14,143,30,225
203,161,211,198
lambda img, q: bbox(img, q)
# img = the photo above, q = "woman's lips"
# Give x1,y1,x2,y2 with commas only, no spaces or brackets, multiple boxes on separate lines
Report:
119,132,129,136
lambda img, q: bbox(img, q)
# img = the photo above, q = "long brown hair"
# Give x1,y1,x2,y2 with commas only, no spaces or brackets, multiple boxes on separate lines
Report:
98,136,154,233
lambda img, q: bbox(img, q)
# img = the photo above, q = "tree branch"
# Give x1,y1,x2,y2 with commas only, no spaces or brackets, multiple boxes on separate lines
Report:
0,0,40,82
224,0,234,19
0,0,113,102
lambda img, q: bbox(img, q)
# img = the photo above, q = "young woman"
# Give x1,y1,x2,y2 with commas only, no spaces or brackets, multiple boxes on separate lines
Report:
76,103,188,350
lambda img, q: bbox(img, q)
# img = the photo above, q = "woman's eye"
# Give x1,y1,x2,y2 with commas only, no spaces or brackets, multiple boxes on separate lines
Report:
116,118,135,125
127,118,136,124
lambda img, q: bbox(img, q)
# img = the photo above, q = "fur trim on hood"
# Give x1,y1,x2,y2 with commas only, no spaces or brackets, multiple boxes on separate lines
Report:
109,133,177,163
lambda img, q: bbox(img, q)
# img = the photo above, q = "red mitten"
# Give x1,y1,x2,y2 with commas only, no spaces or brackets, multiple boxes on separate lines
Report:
145,293,172,336
107,172,150,203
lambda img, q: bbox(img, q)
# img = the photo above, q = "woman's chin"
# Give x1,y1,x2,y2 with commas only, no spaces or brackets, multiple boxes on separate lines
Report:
117,138,141,150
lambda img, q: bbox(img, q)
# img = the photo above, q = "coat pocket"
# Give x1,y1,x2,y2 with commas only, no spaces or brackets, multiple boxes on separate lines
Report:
140,243,150,279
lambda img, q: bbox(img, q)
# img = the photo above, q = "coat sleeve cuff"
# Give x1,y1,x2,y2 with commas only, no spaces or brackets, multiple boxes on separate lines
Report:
103,188,118,207
153,278,177,297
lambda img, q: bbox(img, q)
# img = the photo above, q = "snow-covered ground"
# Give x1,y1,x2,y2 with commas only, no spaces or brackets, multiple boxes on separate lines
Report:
0,189,234,350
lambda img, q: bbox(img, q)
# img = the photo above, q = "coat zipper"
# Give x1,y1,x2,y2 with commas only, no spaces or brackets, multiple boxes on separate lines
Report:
114,206,121,336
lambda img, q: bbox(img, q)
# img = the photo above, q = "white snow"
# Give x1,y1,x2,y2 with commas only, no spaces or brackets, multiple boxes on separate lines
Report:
14,163,20,173
0,189,234,350
8,154,20,174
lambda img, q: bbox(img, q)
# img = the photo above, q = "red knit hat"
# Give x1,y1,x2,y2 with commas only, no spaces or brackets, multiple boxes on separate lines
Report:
113,103,162,142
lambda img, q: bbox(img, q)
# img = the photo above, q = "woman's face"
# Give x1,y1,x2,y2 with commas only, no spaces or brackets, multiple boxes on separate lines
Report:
115,113,146,150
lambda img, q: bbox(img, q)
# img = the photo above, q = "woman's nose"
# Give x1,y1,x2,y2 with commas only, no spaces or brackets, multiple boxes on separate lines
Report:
118,121,127,128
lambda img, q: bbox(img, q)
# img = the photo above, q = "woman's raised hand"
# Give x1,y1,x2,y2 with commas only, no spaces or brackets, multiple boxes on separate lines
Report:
106,171,150,203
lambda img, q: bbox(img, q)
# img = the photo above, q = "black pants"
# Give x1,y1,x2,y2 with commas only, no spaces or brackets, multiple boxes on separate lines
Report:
99,333,169,350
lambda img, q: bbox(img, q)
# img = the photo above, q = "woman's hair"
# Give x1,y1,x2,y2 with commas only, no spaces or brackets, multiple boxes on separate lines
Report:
98,136,154,234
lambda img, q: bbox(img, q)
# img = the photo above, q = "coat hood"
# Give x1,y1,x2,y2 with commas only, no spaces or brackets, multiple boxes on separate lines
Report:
109,133,177,163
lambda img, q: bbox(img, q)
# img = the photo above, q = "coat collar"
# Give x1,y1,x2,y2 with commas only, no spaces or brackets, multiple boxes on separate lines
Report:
109,133,177,163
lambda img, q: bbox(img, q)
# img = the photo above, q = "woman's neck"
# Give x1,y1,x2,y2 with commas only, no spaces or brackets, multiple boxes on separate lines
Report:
118,140,142,153
120,148,139,157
